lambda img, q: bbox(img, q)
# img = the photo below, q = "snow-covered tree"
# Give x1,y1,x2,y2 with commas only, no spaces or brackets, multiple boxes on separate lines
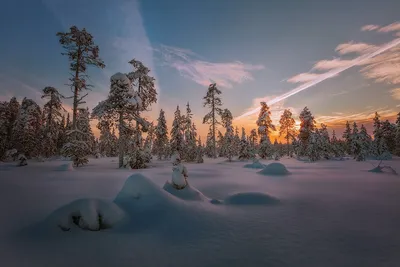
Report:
0,101,8,158
196,137,204,163
12,98,42,158
182,102,197,162
249,128,258,156
257,102,275,159
381,120,396,153
395,112,400,156
170,106,184,156
221,109,234,161
342,121,352,155
319,123,332,159
92,72,150,168
97,119,116,157
298,107,316,156
233,126,241,156
41,87,65,157
279,109,296,156
202,83,223,158
216,130,225,157
238,127,252,160
153,109,169,160
306,132,321,162
204,128,215,158
57,26,105,132
331,130,344,157
354,124,372,161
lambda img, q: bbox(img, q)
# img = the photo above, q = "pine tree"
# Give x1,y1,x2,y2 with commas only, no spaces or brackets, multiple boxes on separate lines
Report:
221,109,234,161
12,98,42,158
41,87,65,157
0,101,8,158
395,112,400,156
233,126,241,156
279,109,296,156
196,137,204,163
249,129,258,156
331,130,344,157
319,123,332,159
216,130,225,157
202,83,223,158
306,131,321,162
170,106,184,155
257,102,275,159
57,26,105,133
97,119,114,157
238,127,251,160
354,124,371,161
153,109,169,160
350,122,359,158
342,121,352,155
6,97,20,150
205,129,214,158
182,102,197,162
381,120,396,153
92,72,150,168
298,106,316,156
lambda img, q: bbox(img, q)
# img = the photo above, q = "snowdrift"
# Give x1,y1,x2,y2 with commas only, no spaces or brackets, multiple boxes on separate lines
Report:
258,162,290,176
46,198,125,231
55,162,74,171
223,192,280,205
243,160,266,169
163,181,207,201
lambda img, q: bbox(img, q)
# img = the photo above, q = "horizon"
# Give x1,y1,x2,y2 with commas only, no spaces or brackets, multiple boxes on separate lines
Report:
1,0,399,141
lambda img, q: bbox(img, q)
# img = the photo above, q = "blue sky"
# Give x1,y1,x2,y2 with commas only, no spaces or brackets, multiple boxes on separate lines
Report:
0,0,399,139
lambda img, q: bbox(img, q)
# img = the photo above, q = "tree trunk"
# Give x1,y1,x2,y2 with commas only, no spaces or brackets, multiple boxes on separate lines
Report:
118,112,124,168
72,46,82,132
287,128,290,156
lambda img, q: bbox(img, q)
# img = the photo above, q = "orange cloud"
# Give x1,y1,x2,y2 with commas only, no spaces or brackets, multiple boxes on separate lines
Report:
361,25,380,31
390,88,400,100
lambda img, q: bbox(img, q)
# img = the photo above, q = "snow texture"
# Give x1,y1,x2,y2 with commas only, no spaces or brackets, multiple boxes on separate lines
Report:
163,181,207,201
243,159,266,169
258,162,290,176
55,162,74,171
2,157,400,267
223,192,280,205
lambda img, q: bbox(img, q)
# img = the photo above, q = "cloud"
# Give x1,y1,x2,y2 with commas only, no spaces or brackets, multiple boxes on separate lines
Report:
316,107,398,128
286,73,324,83
361,25,380,31
390,88,400,100
158,45,265,88
335,42,378,55
378,22,400,33
312,59,354,70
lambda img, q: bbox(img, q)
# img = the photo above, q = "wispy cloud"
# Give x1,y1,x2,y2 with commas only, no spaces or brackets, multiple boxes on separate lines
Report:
335,42,378,55
390,88,400,100
286,73,324,83
361,25,380,31
378,22,400,33
158,45,265,88
236,21,400,120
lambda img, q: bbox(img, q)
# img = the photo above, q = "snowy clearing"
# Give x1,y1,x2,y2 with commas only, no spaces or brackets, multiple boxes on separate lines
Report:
1,157,400,267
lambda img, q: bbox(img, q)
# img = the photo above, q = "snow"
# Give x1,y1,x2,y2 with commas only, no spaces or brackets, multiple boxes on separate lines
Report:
55,162,74,171
1,157,400,267
258,162,290,176
163,181,207,201
243,159,266,169
223,192,280,205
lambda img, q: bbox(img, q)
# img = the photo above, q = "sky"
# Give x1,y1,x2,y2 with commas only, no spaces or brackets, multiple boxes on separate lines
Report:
0,0,399,141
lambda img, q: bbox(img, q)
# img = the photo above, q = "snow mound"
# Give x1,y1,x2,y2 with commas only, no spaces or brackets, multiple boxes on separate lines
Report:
46,198,125,231
55,162,74,171
113,174,176,210
243,160,266,169
163,181,207,201
224,192,280,205
258,162,290,176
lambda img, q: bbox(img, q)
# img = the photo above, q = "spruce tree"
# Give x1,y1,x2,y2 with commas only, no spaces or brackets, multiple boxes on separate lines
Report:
153,109,169,160
319,123,331,159
183,102,197,162
221,109,234,161
257,102,275,159
216,130,225,157
12,98,42,158
41,87,65,157
238,127,251,160
298,106,316,156
92,72,150,168
202,83,223,158
196,137,204,163
395,112,400,156
279,109,296,156
342,121,352,155
205,128,215,158
170,106,184,155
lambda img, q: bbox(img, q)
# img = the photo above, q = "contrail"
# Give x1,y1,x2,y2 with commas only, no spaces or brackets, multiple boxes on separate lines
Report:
235,37,400,120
